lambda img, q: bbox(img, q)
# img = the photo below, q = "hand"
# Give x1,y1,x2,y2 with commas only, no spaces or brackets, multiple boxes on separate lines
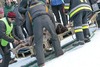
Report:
19,40,25,43
13,39,19,45
46,0,50,4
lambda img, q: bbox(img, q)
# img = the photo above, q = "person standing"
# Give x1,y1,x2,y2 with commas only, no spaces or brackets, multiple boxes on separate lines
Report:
64,0,92,46
46,0,68,26
0,11,20,67
20,0,64,66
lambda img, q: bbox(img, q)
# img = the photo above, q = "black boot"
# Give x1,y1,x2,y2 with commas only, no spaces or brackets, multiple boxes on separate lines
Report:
73,32,85,46
84,37,90,43
83,29,91,43
38,63,45,67
73,41,85,46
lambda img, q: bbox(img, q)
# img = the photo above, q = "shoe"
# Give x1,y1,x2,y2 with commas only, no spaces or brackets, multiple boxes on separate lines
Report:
72,41,79,46
84,38,90,43
56,52,64,57
73,41,85,46
79,41,85,45
39,63,45,67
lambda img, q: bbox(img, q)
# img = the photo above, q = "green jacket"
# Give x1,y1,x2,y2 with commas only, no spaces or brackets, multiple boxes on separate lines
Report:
4,3,15,16
0,18,13,46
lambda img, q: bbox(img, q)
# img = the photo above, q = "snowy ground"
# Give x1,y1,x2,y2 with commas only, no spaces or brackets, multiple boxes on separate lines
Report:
9,27,99,67
43,29,100,67
9,34,76,67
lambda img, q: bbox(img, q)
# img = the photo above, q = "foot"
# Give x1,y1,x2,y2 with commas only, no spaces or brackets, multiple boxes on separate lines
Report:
56,52,64,57
73,41,85,46
84,38,90,43
39,63,45,67
79,41,85,45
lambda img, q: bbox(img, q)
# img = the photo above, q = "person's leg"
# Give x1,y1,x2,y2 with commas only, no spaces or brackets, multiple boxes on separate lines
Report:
22,21,29,38
1,45,11,67
14,26,25,40
48,9,56,27
73,12,85,46
52,5,61,23
42,15,63,57
59,4,68,26
32,17,45,66
82,11,91,43
0,46,4,67
25,12,33,36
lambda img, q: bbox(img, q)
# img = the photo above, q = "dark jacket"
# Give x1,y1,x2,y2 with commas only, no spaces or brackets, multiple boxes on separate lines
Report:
19,0,56,37
89,0,98,5
0,18,20,43
64,0,92,18
18,0,27,14
28,1,48,20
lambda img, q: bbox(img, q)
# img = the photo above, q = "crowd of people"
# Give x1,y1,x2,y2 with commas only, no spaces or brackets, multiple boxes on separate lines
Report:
0,0,99,67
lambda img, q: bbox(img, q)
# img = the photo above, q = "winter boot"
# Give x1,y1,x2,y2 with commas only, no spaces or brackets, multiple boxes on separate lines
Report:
83,29,91,43
73,41,85,46
73,32,85,46
38,63,45,67
84,37,90,43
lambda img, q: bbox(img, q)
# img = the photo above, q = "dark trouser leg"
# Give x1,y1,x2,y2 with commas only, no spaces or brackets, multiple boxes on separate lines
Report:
82,11,91,42
14,26,25,40
33,18,45,66
83,29,90,38
59,4,67,26
83,29,91,43
25,12,33,36
73,12,84,42
0,44,11,67
22,21,28,38
43,15,63,56
48,9,56,27
0,47,4,67
3,53,10,67
52,6,61,23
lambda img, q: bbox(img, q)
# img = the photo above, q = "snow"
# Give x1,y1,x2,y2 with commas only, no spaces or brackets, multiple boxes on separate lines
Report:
9,35,76,67
9,28,99,67
9,33,76,67
43,29,100,67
